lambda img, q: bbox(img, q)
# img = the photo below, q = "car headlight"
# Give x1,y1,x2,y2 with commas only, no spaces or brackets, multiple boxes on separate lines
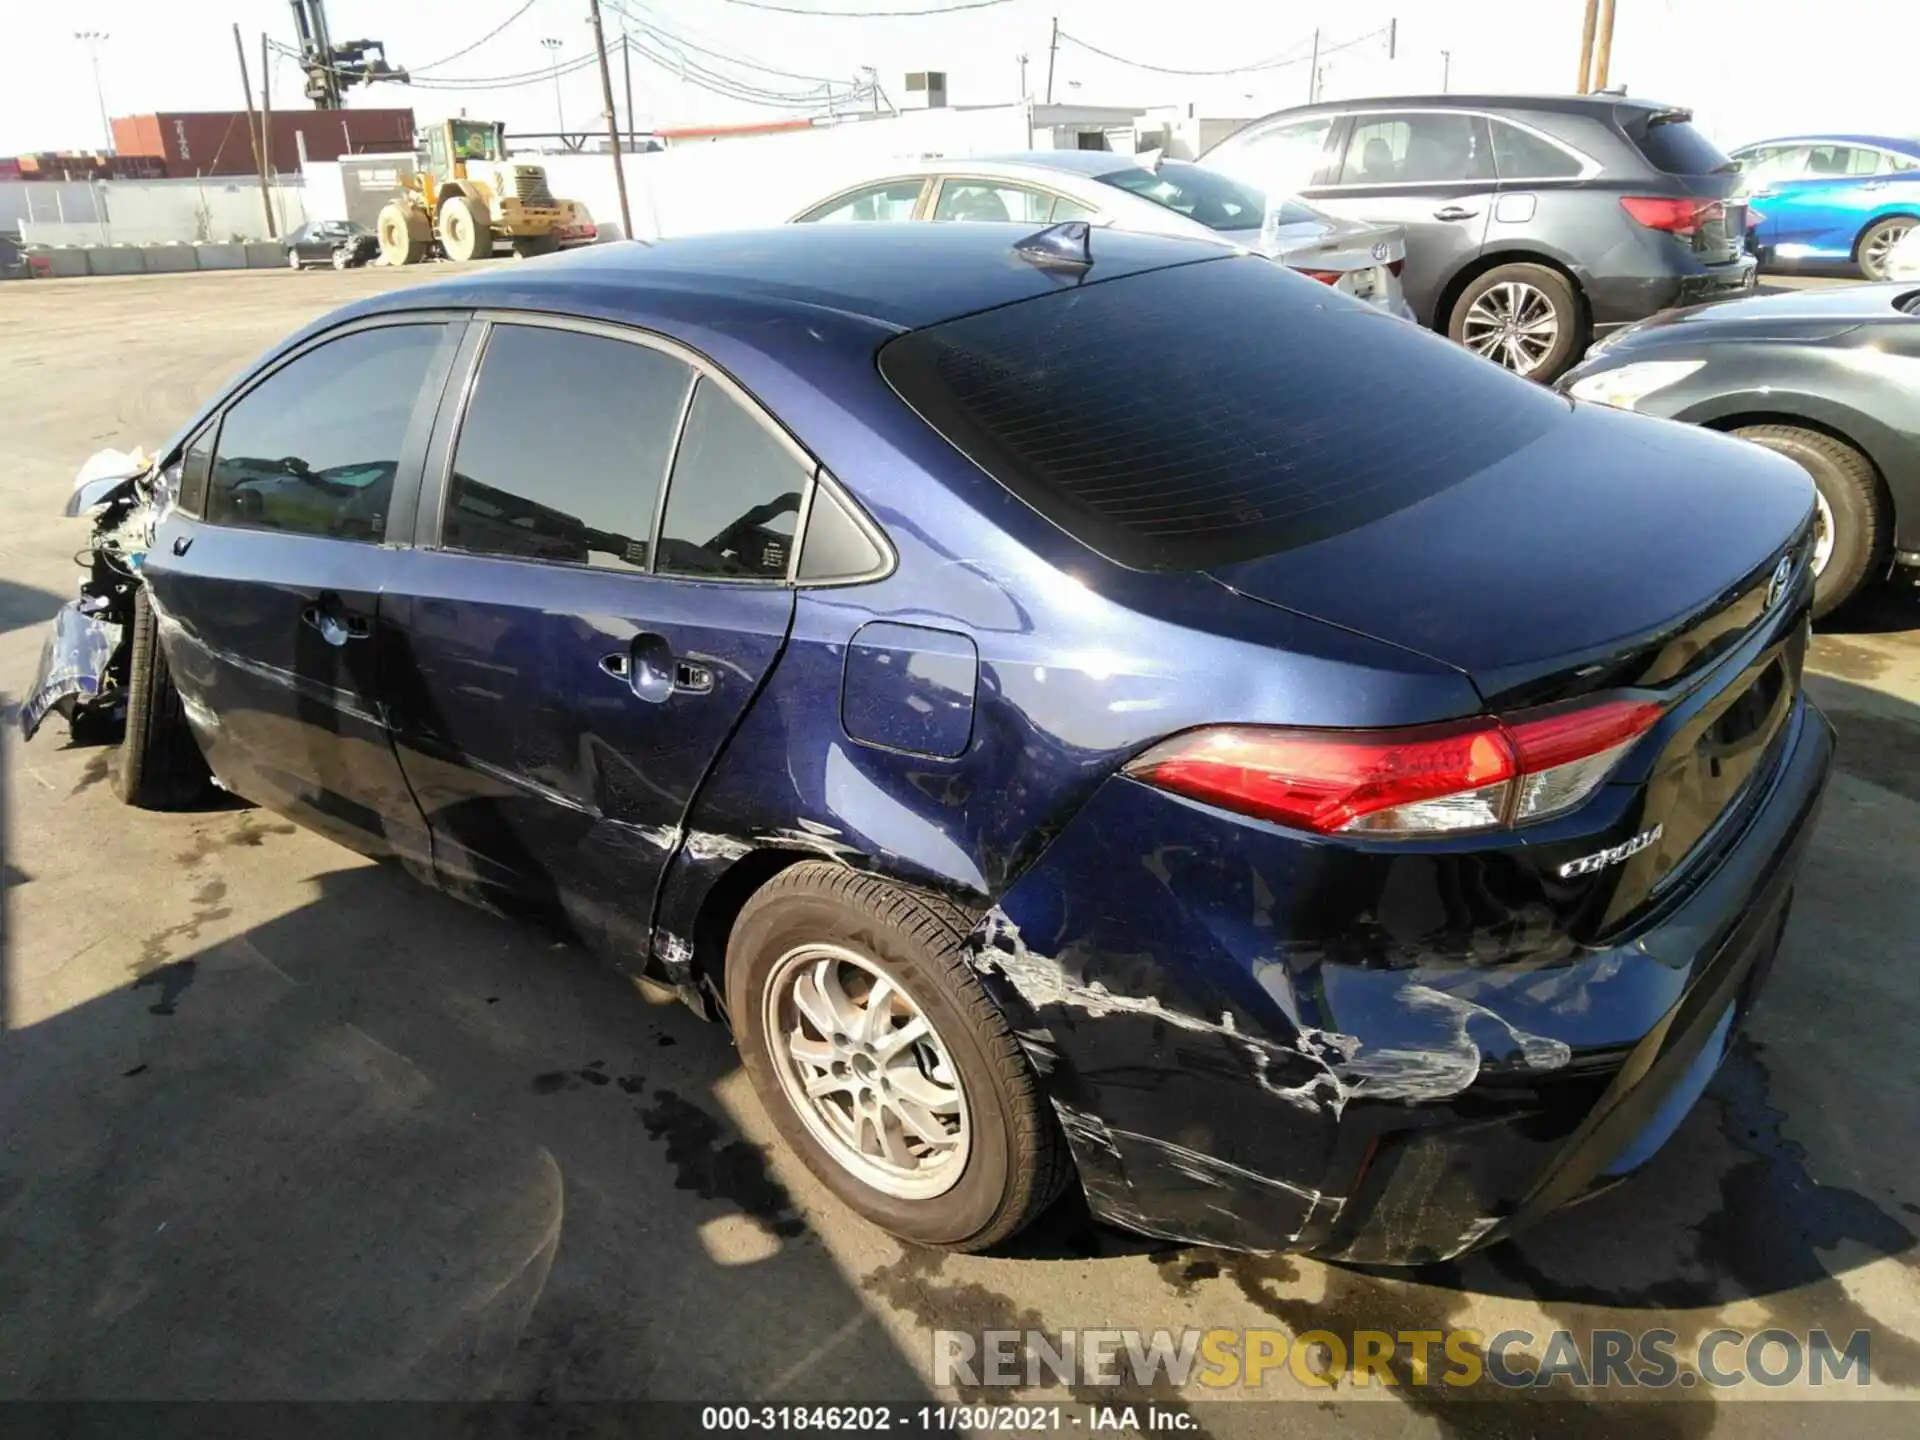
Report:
1564,359,1706,411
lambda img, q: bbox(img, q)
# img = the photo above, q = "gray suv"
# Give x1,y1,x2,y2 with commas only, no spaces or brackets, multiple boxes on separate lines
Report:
1204,95,1758,381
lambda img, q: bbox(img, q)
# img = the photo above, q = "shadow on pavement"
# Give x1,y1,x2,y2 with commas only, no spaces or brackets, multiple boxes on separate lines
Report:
0,851,937,1403
0,580,64,639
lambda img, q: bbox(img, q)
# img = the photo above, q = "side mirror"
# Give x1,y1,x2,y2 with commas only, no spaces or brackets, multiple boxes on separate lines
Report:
64,473,139,517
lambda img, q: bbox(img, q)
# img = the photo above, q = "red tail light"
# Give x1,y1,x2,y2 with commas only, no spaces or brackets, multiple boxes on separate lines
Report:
1295,267,1344,285
1124,698,1665,837
1620,195,1724,237
1386,258,1406,276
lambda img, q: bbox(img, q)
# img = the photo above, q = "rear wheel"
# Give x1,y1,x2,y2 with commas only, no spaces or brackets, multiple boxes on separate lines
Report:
438,196,493,263
377,204,427,266
1733,424,1886,618
1857,216,1916,281
727,863,1071,1251
512,233,560,259
331,247,351,271
113,586,212,809
1449,263,1584,382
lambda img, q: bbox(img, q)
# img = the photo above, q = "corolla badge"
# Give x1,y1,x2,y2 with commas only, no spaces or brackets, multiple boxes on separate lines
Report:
1765,555,1793,611
1559,824,1663,879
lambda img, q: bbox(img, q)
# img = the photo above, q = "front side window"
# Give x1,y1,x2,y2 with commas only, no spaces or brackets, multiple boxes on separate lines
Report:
1489,120,1583,180
1340,113,1493,185
207,324,444,541
1888,151,1920,173
443,324,694,570
656,380,810,580
799,181,923,223
1208,117,1335,195
931,181,1057,224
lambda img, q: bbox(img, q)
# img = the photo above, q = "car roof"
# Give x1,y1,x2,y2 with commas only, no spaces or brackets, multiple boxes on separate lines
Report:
343,223,1229,333
1225,93,1689,129
1735,134,1920,157
961,150,1163,177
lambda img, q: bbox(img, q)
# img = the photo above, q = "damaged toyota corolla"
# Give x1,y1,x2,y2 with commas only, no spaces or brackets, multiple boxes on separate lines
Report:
24,223,1833,1263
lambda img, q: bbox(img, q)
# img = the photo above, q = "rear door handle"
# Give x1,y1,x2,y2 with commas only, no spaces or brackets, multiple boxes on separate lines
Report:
1433,206,1479,221
1862,181,1888,192
300,604,369,646
600,633,710,703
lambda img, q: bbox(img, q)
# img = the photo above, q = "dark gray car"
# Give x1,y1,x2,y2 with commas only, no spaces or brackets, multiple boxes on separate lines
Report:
1204,95,1759,381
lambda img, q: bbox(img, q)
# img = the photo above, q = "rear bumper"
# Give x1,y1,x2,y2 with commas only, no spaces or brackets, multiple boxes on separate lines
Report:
972,694,1833,1262
1588,254,1758,332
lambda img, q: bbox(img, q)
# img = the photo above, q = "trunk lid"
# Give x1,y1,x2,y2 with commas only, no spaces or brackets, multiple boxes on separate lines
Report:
1204,402,1815,707
1616,104,1747,266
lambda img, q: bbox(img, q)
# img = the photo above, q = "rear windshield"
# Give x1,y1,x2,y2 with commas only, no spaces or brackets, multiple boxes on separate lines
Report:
880,257,1562,572
1096,163,1267,233
1633,114,1735,175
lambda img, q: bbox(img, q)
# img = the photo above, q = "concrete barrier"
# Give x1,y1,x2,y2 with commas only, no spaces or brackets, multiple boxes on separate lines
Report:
84,246,146,276
245,242,286,269
34,248,90,277
196,243,249,270
144,246,199,274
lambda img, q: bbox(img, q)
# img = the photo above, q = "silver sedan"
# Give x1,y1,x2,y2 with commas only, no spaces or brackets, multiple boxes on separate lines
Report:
790,151,1414,320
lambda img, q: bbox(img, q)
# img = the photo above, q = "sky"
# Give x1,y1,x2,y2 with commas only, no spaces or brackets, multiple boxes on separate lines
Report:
6,0,1916,158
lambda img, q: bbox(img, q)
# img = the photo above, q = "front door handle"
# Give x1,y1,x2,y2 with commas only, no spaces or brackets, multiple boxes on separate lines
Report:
300,603,370,647
1433,205,1479,222
1862,181,1888,192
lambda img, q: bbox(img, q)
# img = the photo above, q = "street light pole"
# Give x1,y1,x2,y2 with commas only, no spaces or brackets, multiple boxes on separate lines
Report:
75,31,113,152
541,37,566,140
1441,49,1452,93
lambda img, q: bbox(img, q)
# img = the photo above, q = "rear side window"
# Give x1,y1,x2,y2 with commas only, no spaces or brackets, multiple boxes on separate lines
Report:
880,257,1560,572
1340,113,1493,185
1490,120,1583,179
207,324,443,542
443,324,693,570
656,379,809,579
1633,115,1734,175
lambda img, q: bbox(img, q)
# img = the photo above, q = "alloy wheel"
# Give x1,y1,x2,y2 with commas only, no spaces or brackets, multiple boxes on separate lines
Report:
1862,221,1912,281
1461,281,1561,376
763,943,970,1199
1812,487,1835,575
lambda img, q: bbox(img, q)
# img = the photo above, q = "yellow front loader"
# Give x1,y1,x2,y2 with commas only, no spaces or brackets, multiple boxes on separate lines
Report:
377,119,595,265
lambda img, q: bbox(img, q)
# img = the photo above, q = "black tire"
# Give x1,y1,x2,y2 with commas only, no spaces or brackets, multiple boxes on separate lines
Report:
1856,216,1917,282
113,586,212,809
726,862,1072,1251
286,249,302,271
512,234,560,259
1447,262,1585,383
1733,424,1886,618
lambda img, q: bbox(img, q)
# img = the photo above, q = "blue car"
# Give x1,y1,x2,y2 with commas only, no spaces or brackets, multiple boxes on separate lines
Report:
25,224,1833,1262
1731,133,1920,279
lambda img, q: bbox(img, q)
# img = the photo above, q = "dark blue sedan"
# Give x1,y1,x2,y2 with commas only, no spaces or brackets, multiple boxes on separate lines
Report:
27,223,1834,1262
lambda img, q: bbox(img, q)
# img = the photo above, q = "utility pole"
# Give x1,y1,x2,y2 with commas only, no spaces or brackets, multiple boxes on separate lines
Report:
1388,18,1397,61
1441,49,1452,93
587,0,634,242
1575,0,1599,92
75,32,113,152
542,37,567,139
1017,52,1028,101
621,32,636,144
1592,0,1618,91
1307,29,1320,102
260,33,278,234
233,24,277,238
1044,16,1058,104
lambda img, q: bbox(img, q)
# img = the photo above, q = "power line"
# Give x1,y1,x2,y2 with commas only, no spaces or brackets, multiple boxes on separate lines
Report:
719,0,1015,16
607,0,848,84
410,1,540,74
1057,25,1390,78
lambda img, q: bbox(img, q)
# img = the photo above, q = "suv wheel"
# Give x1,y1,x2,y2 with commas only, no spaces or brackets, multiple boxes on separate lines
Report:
1732,424,1886,618
727,862,1072,1251
1857,217,1916,282
1449,263,1583,382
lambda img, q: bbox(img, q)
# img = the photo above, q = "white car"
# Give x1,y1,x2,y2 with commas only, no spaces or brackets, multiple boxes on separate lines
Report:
1885,221,1920,281
790,152,1414,319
